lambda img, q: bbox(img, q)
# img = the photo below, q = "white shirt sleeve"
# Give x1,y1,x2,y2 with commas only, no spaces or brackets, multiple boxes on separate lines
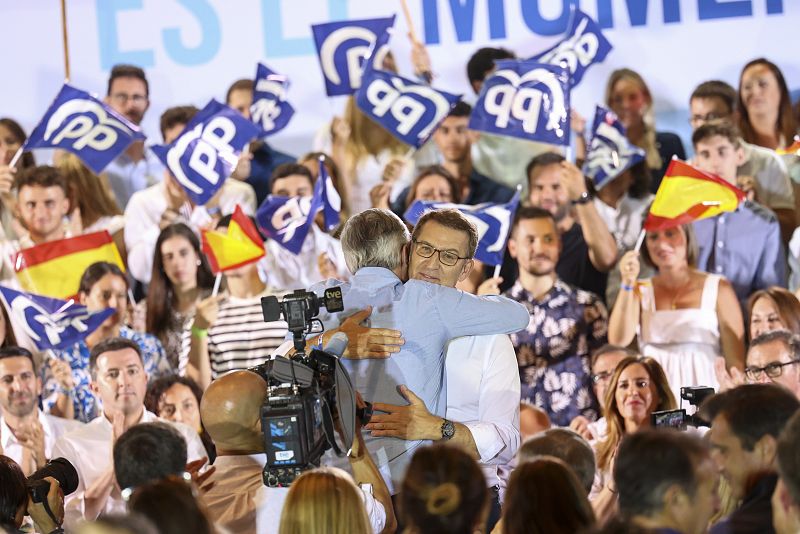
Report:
462,335,521,465
124,187,165,285
359,484,387,534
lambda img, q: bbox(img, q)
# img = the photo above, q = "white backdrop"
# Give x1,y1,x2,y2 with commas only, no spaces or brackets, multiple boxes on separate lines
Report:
1,0,798,156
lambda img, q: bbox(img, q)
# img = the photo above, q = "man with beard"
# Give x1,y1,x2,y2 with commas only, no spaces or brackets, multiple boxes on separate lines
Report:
0,346,82,475
504,207,608,427
103,64,165,208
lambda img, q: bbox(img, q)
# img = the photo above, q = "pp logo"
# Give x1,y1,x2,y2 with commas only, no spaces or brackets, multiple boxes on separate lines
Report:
586,119,643,177
12,297,87,347
320,27,388,90
365,77,451,139
538,17,600,75
251,97,284,132
271,196,313,243
44,99,132,151
167,117,238,195
483,68,567,135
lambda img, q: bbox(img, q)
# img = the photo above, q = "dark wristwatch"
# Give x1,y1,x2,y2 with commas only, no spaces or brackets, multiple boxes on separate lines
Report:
571,190,592,205
440,419,455,441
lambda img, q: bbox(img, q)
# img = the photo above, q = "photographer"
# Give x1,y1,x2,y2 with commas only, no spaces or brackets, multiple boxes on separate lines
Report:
0,455,65,534
200,370,393,534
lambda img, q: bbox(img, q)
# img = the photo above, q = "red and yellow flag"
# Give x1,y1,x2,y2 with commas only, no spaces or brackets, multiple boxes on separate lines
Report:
14,231,125,299
643,159,746,231
776,137,800,156
201,205,265,273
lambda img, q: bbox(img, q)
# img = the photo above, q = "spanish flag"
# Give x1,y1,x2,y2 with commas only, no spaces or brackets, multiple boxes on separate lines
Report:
643,159,746,231
14,231,125,299
202,205,265,273
776,137,800,156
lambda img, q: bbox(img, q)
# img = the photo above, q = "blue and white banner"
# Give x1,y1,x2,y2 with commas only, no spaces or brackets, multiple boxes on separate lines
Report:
582,105,646,189
152,99,261,206
469,60,571,146
23,84,145,174
256,194,319,255
316,156,341,231
0,286,114,351
250,62,295,137
355,68,461,148
312,15,395,97
403,191,520,266
528,7,612,87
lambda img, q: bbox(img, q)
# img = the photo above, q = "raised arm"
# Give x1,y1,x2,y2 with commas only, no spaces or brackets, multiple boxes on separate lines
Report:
427,283,530,340
716,278,745,372
608,251,641,346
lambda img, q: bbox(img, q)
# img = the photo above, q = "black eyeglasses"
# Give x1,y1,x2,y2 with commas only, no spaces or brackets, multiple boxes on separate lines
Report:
745,360,800,381
688,112,730,125
413,239,469,267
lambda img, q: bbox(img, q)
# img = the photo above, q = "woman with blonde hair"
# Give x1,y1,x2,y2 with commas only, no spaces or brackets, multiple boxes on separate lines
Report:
278,467,371,534
400,443,489,534
604,68,686,190
590,355,676,521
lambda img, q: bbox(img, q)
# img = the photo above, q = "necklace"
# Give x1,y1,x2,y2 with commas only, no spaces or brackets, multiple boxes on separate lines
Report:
665,274,694,310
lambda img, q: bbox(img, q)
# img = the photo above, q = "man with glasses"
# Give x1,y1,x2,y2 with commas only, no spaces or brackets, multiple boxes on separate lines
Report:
505,206,608,427
689,80,794,242
103,64,165,208
745,330,800,399
309,208,529,494
52,337,206,528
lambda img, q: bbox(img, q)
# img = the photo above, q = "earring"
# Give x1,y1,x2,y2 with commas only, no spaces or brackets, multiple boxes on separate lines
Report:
196,259,201,266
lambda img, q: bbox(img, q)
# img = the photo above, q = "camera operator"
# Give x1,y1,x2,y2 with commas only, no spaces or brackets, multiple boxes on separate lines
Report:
0,455,65,534
200,370,394,534
0,347,82,476
306,209,529,494
701,384,800,533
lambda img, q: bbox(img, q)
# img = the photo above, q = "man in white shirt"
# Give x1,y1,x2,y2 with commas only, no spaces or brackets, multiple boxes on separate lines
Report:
364,208,520,531
0,346,83,475
124,105,256,285
52,337,206,527
201,370,393,534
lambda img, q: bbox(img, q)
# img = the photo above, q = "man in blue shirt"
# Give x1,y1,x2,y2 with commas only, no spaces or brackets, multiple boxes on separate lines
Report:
310,208,529,492
692,121,786,308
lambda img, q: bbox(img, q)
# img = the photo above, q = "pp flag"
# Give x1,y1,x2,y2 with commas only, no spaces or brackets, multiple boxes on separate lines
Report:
583,106,645,189
528,7,612,87
256,194,321,255
644,159,746,231
152,99,261,206
14,231,125,300
356,68,461,148
0,286,114,351
202,205,265,273
403,191,520,266
22,84,145,173
469,60,570,146
316,156,341,231
250,63,295,136
312,16,395,96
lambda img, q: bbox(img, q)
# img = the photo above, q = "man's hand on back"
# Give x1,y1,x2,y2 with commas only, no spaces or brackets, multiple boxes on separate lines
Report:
332,307,405,359
365,385,442,441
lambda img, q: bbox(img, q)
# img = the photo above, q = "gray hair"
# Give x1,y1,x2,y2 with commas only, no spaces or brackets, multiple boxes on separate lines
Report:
340,209,411,273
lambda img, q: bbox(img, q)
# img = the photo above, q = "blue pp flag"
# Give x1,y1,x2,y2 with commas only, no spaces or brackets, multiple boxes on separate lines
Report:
312,15,395,97
152,99,261,206
582,105,646,189
22,84,145,174
0,286,114,351
316,156,341,231
256,194,321,255
528,7,612,87
469,60,571,146
250,62,295,137
403,191,520,266
355,68,461,148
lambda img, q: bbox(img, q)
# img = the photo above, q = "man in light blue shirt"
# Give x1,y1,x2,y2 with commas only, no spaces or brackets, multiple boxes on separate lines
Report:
310,208,529,492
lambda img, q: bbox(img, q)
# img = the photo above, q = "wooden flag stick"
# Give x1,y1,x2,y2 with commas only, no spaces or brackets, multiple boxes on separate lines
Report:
399,0,418,42
60,0,71,82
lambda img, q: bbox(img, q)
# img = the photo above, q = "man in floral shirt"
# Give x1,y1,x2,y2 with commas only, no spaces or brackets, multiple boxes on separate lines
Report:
505,207,608,426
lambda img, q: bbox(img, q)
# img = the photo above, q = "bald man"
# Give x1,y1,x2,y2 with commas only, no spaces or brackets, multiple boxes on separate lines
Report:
201,370,394,534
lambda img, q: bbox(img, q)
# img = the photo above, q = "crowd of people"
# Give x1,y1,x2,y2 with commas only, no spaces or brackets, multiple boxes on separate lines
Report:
0,35,799,534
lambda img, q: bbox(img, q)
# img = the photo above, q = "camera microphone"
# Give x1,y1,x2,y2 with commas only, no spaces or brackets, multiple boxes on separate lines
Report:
323,332,349,358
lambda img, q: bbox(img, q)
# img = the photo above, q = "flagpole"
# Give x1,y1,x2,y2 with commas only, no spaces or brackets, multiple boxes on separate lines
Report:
60,0,71,83
212,272,222,297
8,147,23,170
634,229,646,252
399,0,433,83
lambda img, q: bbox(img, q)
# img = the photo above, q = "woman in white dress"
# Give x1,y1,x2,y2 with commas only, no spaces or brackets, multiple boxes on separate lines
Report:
608,223,745,400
